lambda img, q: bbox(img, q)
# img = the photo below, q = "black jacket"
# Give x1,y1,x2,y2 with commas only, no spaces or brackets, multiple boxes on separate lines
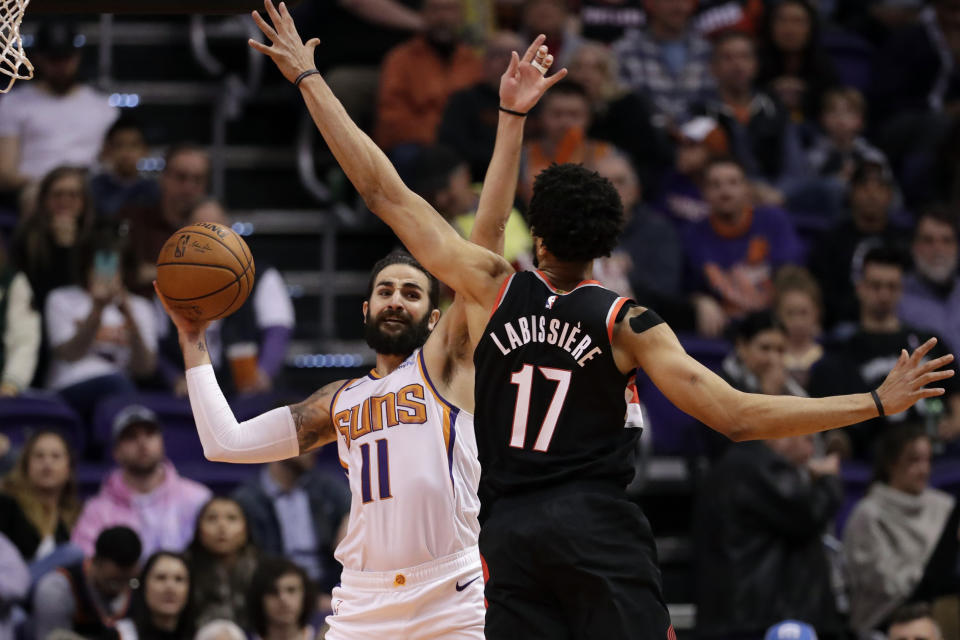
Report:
693,442,843,638
0,492,70,562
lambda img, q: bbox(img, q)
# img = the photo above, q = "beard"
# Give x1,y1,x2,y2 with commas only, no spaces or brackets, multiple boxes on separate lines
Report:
364,308,433,355
123,457,162,477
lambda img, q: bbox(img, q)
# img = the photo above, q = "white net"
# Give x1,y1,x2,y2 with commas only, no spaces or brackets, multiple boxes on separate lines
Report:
0,0,31,93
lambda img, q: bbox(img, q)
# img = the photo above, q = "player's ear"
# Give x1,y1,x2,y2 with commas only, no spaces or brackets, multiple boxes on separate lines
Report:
428,308,441,330
361,300,369,323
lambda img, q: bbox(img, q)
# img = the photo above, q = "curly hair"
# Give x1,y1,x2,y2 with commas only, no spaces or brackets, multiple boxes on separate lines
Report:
527,163,624,262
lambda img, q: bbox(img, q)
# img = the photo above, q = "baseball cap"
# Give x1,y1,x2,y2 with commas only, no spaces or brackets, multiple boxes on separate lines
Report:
678,116,719,143
850,155,895,187
111,405,162,441
764,620,819,640
33,20,83,58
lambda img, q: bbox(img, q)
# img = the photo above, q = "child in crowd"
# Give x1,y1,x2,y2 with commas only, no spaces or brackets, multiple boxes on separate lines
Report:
807,87,887,187
90,116,160,219
774,266,824,390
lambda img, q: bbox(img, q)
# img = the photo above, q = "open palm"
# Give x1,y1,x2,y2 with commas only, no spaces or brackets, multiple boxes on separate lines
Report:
499,34,568,114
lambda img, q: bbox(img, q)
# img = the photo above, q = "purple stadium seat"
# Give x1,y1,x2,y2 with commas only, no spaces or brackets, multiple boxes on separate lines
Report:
821,28,876,93
92,392,203,461
0,393,84,452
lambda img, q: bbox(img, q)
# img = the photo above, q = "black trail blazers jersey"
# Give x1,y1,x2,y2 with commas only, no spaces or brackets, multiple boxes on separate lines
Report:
473,270,639,515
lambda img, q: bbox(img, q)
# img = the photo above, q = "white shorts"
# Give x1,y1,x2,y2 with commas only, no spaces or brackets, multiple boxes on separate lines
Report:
325,546,486,640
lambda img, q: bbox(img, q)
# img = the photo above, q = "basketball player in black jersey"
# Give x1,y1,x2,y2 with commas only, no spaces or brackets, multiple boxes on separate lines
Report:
250,3,956,637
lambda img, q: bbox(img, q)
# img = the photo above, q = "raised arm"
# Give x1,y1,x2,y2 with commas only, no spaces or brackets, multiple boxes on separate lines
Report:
248,1,551,308
613,306,955,441
155,283,337,462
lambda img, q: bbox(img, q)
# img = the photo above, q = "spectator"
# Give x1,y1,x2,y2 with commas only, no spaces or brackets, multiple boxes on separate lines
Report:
694,429,843,639
809,247,960,458
0,532,30,640
519,0,582,68
612,0,713,125
567,40,672,192
247,557,319,640
118,143,210,296
0,429,79,562
887,603,945,640
437,31,525,182
0,230,41,396
756,0,839,124
682,157,803,319
774,266,824,390
807,89,887,188
12,166,93,307
194,619,246,640
232,452,349,597
155,199,294,396
722,311,805,397
655,115,726,228
33,525,141,640
374,0,483,152
809,159,909,329
44,234,157,421
187,497,259,629
899,208,960,357
519,82,613,202
843,426,960,636
72,405,212,558
0,20,117,193
693,30,809,207
116,551,195,640
90,117,160,221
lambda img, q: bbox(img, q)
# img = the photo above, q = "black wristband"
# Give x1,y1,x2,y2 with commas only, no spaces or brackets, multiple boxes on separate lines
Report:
498,105,528,117
870,389,885,418
294,69,321,87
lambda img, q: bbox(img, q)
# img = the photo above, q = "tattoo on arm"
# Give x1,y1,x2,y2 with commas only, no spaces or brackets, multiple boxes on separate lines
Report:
197,340,206,353
288,381,342,453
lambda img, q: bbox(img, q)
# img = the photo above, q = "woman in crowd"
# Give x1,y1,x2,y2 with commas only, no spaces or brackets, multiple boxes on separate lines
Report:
248,557,319,640
12,166,95,307
0,230,41,396
774,266,824,390
116,551,195,640
44,231,156,421
757,0,839,126
843,424,960,636
0,429,80,562
186,497,259,629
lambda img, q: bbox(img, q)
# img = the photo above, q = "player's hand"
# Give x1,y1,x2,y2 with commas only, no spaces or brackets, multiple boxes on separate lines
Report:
153,280,210,340
248,0,321,85
499,35,567,115
875,338,955,416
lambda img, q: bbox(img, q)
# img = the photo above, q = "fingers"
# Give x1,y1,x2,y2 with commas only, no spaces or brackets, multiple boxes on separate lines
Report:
153,281,173,315
918,353,956,375
247,38,272,56
520,34,546,65
263,0,283,29
506,50,519,77
543,66,568,88
917,369,956,387
918,387,947,399
909,337,938,365
250,10,277,42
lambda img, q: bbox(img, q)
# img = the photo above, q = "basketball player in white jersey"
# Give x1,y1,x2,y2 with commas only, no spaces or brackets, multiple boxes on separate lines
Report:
156,32,564,640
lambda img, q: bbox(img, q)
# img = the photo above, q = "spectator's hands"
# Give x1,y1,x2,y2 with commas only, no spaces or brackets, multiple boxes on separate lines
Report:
876,338,955,416
0,382,18,397
498,35,567,116
692,294,727,338
807,452,840,478
153,280,211,340
248,0,322,85
90,273,120,308
752,182,786,208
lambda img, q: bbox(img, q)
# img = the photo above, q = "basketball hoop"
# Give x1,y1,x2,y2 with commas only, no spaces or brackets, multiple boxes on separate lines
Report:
0,0,33,93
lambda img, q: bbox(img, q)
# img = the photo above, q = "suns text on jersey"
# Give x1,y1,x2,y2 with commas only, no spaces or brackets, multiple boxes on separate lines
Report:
334,384,428,443
488,316,603,367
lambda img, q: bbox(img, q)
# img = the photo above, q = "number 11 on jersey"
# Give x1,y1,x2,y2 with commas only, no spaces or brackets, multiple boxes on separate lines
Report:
509,365,572,452
360,439,392,503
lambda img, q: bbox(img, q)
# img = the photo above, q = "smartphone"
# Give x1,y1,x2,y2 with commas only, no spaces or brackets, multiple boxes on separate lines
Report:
93,250,119,280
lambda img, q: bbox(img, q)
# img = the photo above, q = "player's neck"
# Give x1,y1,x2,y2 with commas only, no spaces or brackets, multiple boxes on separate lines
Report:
537,260,593,293
374,352,408,377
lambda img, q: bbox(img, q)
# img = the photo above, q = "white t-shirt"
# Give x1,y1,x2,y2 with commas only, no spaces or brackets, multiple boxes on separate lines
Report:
45,286,157,390
0,83,118,179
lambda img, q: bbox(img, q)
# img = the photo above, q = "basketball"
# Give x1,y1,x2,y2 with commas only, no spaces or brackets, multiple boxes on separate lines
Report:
156,222,255,322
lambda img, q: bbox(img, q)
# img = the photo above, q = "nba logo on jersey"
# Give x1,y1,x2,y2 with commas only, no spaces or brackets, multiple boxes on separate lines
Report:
545,295,558,309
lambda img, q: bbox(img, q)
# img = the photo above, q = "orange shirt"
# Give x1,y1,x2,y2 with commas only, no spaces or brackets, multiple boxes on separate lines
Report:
375,37,483,150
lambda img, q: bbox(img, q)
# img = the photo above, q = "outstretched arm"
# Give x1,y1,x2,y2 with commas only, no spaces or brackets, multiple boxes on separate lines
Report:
614,306,955,441
156,283,337,462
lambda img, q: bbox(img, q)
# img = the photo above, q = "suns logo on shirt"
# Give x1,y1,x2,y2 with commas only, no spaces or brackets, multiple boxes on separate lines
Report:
334,384,428,443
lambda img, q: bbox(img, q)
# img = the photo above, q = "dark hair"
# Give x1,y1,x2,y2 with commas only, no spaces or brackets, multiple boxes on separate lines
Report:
95,526,142,567
247,557,317,637
128,551,196,638
733,311,784,343
861,245,906,274
527,163,623,262
541,80,590,105
915,204,959,242
874,423,929,484
366,251,440,310
164,142,209,170
710,29,756,56
850,158,894,188
104,115,146,145
887,602,940,632
409,145,467,207
703,155,747,181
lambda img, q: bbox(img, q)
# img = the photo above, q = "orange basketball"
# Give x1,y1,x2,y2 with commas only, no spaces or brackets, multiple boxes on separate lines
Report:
156,222,255,322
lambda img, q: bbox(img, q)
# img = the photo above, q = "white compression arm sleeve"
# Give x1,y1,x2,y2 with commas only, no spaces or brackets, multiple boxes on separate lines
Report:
185,364,300,463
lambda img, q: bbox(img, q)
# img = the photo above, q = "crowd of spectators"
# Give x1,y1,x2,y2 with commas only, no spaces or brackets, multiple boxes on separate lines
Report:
2,0,960,638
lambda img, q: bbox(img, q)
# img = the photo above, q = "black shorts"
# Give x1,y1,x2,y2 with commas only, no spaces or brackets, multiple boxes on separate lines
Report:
479,483,675,640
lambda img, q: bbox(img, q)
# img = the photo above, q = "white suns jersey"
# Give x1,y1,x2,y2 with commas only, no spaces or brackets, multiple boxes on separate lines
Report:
331,349,481,572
